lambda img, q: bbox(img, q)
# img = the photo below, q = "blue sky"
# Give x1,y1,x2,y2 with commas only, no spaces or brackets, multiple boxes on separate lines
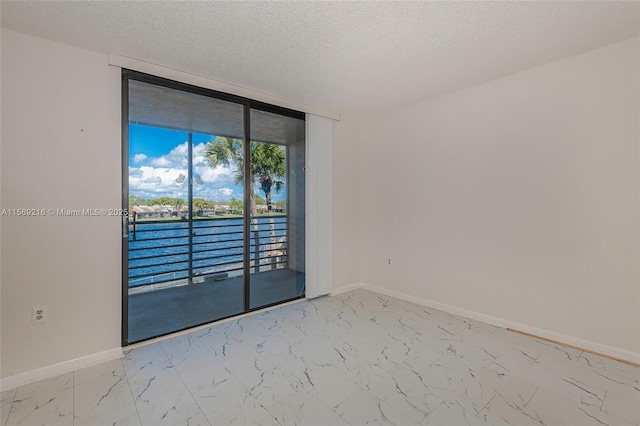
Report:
128,125,286,203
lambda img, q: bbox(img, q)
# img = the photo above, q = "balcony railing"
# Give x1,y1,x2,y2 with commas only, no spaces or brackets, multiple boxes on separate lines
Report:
128,215,288,290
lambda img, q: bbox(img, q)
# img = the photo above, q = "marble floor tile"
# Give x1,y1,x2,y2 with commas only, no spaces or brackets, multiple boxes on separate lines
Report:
112,415,147,426
577,353,640,382
331,313,383,338
123,346,207,426
192,384,277,426
525,387,635,426
252,307,301,330
160,333,216,368
339,291,413,317
423,401,492,426
223,316,270,338
266,318,320,345
339,329,441,372
280,355,363,408
294,315,353,342
129,373,206,426
264,389,348,426
6,373,73,426
334,389,419,425
490,354,606,407
246,334,297,367
456,329,542,364
73,359,140,426
194,326,256,365
346,360,442,422
122,344,174,383
405,310,470,336
176,355,272,425
474,365,538,407
455,316,500,336
294,333,367,373
1,388,17,426
168,409,210,426
392,356,495,415
415,336,497,371
427,354,537,408
5,288,638,426
478,394,544,426
535,351,639,401
224,354,298,406
601,390,640,425
492,328,583,361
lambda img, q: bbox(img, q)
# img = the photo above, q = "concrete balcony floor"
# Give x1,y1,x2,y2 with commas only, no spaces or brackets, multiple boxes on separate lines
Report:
127,268,304,343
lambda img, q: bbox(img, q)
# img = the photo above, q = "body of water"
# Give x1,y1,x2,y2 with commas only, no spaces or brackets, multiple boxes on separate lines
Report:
128,216,287,287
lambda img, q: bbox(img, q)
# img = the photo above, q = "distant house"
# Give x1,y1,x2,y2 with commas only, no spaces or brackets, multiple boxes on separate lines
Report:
131,205,172,219
214,205,231,215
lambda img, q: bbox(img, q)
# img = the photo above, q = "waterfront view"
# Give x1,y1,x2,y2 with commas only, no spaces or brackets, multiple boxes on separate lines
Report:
125,76,305,343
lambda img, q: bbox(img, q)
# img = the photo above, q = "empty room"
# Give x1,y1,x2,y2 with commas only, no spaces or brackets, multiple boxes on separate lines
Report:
1,1,639,425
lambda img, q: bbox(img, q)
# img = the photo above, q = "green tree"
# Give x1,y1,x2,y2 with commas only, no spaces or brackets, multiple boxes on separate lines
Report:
229,198,243,214
174,198,185,213
205,137,286,271
193,198,215,211
128,194,147,206
192,198,215,216
149,197,175,206
204,137,285,214
253,144,285,212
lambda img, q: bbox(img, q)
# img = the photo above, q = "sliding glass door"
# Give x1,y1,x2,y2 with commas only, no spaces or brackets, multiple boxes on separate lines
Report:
248,109,306,309
122,72,305,344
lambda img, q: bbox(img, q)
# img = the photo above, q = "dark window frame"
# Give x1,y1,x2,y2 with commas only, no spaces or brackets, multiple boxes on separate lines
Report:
121,70,305,346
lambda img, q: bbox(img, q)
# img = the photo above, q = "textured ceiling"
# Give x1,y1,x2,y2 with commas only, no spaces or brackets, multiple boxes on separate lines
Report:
2,1,639,117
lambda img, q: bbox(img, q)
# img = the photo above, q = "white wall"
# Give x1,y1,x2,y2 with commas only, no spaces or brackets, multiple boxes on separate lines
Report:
1,29,122,379
0,28,361,382
2,27,637,381
332,115,361,290
359,37,640,354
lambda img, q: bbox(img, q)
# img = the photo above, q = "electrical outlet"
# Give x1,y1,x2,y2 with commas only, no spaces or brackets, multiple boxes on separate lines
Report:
387,258,392,265
32,306,47,324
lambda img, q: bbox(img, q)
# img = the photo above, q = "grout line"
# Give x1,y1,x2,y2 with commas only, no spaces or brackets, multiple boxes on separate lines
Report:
478,393,496,415
157,339,214,426
507,328,640,367
599,390,608,411
120,356,144,426
3,387,17,426
524,387,538,407
72,371,75,426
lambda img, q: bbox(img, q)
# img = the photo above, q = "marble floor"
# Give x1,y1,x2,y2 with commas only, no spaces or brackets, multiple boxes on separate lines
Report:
2,289,638,426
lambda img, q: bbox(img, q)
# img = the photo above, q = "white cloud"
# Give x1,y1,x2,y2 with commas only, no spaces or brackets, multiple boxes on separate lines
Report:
149,157,172,167
129,142,242,201
219,187,233,196
132,153,147,163
148,142,189,168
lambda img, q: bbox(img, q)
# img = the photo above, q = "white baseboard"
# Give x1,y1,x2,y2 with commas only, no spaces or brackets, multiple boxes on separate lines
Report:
335,282,640,365
0,348,123,391
331,282,367,296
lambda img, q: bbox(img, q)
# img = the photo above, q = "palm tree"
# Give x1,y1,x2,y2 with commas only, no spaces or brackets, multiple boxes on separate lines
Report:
254,144,285,213
205,136,286,271
205,137,286,214
174,198,185,217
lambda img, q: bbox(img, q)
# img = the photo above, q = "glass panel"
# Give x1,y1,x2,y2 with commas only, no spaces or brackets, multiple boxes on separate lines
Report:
126,79,245,343
191,133,246,317
249,109,305,309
